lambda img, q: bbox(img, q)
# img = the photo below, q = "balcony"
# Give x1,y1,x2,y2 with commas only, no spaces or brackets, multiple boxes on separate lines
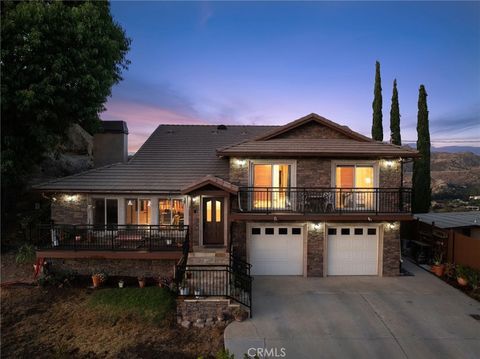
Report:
35,224,189,252
234,187,412,214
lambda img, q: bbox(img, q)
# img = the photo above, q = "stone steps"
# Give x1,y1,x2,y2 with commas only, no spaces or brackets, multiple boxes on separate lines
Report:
187,250,229,266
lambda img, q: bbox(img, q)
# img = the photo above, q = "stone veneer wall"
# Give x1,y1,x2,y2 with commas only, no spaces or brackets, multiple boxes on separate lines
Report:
230,221,247,260
189,199,201,247
48,258,176,277
307,225,324,277
176,299,235,328
275,121,351,139
382,222,401,276
51,194,88,224
379,162,402,188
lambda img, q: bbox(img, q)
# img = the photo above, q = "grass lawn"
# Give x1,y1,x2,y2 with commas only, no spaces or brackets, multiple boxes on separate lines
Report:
89,287,176,324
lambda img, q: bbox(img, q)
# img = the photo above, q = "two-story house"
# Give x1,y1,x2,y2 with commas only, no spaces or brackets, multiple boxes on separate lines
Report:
34,113,418,282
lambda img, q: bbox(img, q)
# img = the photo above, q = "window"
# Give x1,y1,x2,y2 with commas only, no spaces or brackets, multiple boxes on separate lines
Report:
159,199,184,225
335,164,375,209
125,198,152,225
292,228,302,235
251,228,261,235
252,163,292,209
341,228,350,235
93,198,118,227
328,228,337,235
367,228,377,235
279,228,288,235
265,228,274,235
354,228,364,235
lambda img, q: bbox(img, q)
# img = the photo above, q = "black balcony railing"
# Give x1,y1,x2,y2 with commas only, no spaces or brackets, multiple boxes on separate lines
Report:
235,187,412,214
35,224,189,251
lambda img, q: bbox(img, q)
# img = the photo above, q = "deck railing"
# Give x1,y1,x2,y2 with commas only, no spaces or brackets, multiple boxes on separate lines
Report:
235,187,412,214
35,224,189,251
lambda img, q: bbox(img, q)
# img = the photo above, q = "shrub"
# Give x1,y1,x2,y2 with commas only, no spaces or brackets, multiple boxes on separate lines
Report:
456,265,469,280
38,268,77,287
15,244,36,264
215,349,234,359
467,269,479,291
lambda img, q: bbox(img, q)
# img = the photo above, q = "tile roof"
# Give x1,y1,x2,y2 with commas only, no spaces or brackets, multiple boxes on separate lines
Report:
34,125,276,194
217,138,419,157
181,175,239,194
414,212,480,229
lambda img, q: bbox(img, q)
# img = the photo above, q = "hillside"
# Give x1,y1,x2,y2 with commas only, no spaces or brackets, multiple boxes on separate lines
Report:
405,151,480,199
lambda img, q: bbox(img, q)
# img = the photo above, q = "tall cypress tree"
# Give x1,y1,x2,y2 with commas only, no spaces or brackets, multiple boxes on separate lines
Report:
371,61,383,141
412,85,431,213
390,79,401,145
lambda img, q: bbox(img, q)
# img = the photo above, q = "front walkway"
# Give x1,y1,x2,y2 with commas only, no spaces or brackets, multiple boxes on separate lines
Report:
225,260,480,358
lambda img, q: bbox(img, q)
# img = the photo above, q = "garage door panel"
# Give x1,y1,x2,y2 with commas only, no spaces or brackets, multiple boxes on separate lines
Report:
248,225,304,276
328,227,378,276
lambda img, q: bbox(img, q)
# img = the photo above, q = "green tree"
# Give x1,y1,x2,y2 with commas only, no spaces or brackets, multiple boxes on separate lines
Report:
412,85,431,213
371,61,383,141
1,0,131,190
389,79,401,145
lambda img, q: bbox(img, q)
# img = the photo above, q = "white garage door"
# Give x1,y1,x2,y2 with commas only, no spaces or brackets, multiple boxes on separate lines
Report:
247,224,304,275
327,226,379,275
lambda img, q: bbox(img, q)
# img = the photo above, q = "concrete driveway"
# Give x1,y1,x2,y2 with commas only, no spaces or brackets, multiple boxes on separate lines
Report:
225,260,480,359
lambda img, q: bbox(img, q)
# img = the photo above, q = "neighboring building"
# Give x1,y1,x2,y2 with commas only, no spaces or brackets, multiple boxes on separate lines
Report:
34,113,418,279
413,211,480,270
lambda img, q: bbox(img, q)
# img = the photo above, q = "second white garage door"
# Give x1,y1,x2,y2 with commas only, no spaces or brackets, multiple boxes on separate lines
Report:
247,224,304,275
327,226,379,276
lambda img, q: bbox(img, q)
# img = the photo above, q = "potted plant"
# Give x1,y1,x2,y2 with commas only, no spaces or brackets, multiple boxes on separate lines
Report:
165,238,172,246
179,278,189,296
91,271,107,288
467,269,479,292
138,276,146,288
431,252,445,277
194,288,202,298
232,307,248,322
456,265,469,286
118,279,125,288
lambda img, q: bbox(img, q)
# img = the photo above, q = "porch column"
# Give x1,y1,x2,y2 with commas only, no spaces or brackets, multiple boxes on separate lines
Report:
150,197,159,225
183,196,190,226
118,197,125,225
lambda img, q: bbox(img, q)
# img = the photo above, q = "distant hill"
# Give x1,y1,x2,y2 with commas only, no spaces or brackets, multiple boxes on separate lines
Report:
404,151,480,198
432,146,480,155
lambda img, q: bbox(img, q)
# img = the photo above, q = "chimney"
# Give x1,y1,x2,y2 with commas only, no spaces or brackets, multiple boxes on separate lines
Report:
93,121,129,168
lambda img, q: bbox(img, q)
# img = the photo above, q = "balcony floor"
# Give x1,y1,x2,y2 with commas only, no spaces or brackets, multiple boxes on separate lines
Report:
35,250,183,260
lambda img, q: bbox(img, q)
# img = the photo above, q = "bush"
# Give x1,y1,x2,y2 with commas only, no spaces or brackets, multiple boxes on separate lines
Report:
15,243,36,264
467,269,479,291
37,268,77,287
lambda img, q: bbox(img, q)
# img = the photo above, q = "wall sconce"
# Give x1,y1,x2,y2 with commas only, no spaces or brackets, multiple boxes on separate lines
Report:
52,197,57,202
127,200,133,206
192,196,199,204
383,160,395,169
64,194,79,202
235,159,247,167
386,222,398,231
312,223,322,231
147,200,151,207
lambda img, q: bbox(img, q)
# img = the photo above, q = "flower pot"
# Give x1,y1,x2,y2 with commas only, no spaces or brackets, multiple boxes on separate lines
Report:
166,239,172,246
431,264,445,277
118,281,124,288
234,312,248,322
457,277,468,286
179,287,189,296
194,289,202,298
92,275,102,288
138,279,146,288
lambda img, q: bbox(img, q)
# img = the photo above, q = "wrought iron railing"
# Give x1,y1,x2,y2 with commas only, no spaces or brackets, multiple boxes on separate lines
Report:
177,264,252,314
35,224,189,251
235,187,412,214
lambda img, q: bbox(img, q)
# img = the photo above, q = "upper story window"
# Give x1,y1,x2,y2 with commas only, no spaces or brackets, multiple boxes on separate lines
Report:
335,164,376,209
93,198,118,227
250,162,294,209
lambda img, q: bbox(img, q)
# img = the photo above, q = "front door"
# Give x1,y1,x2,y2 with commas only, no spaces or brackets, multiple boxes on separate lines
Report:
203,197,224,245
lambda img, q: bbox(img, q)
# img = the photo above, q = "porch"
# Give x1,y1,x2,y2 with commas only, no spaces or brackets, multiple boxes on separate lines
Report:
35,224,189,252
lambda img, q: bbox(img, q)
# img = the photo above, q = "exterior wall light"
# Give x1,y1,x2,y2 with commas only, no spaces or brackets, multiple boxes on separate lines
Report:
312,223,322,231
235,159,247,167
383,160,395,168
386,222,398,231
64,194,79,202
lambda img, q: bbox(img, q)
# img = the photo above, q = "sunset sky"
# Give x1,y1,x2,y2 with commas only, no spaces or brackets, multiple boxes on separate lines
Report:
102,1,480,152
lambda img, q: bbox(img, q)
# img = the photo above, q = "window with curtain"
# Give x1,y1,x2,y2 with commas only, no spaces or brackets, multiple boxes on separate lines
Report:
252,163,291,209
335,165,374,209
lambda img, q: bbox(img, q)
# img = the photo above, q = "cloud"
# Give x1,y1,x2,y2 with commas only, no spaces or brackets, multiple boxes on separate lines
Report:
101,99,209,152
430,112,480,136
199,2,214,27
